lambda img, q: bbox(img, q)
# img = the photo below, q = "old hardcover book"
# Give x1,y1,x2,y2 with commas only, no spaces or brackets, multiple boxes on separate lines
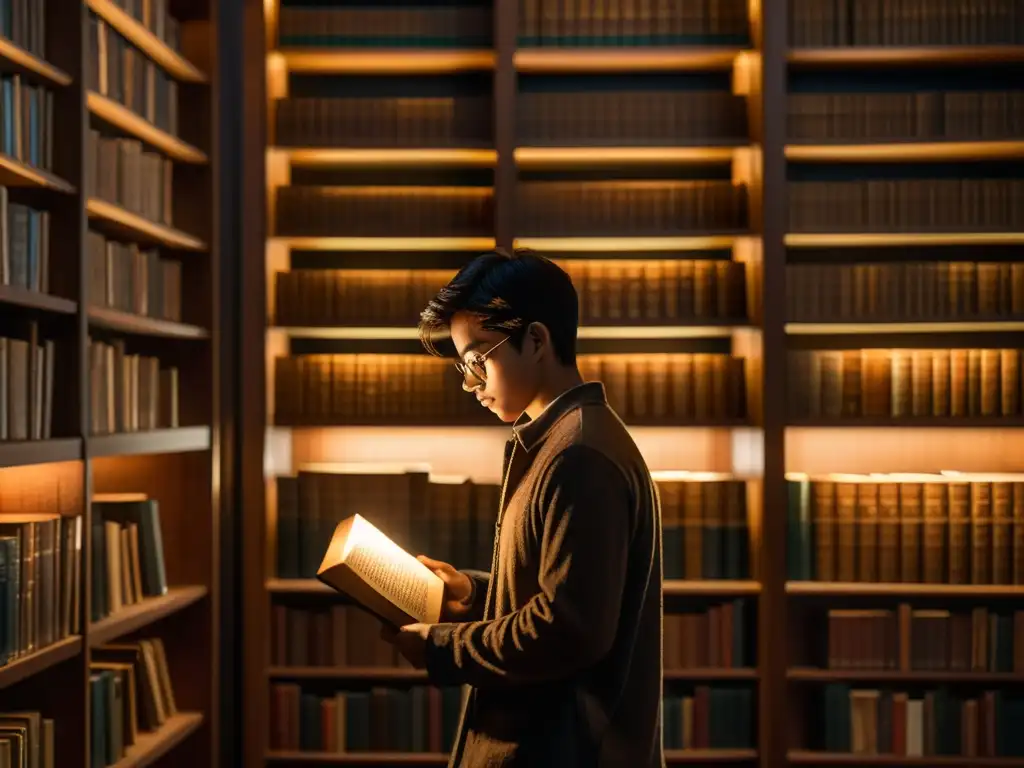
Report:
316,514,444,628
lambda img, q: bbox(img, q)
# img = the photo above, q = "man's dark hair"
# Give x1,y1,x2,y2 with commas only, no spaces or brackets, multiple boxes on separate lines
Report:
419,248,579,366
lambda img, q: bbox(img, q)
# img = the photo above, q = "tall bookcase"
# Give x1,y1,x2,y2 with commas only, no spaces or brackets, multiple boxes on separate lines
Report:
0,0,222,765
240,0,1024,766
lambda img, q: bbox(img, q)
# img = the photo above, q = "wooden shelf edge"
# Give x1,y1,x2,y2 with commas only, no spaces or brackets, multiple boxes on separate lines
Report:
514,47,747,72
785,231,1024,247
87,0,207,83
275,323,744,341
0,285,77,314
266,753,449,765
276,147,498,167
88,306,210,339
515,145,743,164
0,636,81,689
87,427,212,458
788,667,1024,682
788,45,1024,66
787,581,1024,597
86,198,206,251
0,438,82,468
663,667,759,680
0,153,75,191
275,48,495,74
87,92,208,164
111,712,204,768
787,418,1024,428
788,752,1022,765
271,236,494,252
786,320,1024,334
786,140,1024,162
89,586,209,647
514,234,742,251
0,36,72,85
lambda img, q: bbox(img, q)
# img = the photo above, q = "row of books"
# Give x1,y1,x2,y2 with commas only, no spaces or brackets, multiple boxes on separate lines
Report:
271,604,412,669
91,638,180,768
786,474,1024,585
516,180,748,237
276,470,497,581
271,260,748,328
786,261,1024,322
86,15,180,139
0,187,50,295
0,513,81,665
661,478,750,580
0,712,54,768
90,495,169,622
517,90,748,145
821,605,1022,673
788,91,1024,143
519,0,750,46
86,232,183,322
788,348,1024,421
788,179,1024,234
0,327,55,442
269,684,464,754
664,600,751,670
273,353,749,426
270,601,752,671
275,186,492,238
86,134,174,229
103,0,183,54
789,0,1024,47
818,684,1024,757
1,0,46,60
87,339,180,435
0,75,54,172
277,6,492,48
662,686,755,751
274,96,492,148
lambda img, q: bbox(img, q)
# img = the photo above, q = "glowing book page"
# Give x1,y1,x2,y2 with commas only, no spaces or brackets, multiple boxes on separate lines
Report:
316,514,444,627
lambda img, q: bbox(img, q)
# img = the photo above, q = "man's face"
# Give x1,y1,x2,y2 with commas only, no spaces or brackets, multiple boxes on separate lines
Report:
449,312,539,423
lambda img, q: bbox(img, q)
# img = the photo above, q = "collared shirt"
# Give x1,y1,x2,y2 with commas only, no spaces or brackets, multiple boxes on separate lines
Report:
425,381,665,767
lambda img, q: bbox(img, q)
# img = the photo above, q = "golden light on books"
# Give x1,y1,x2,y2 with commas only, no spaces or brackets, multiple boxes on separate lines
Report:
316,514,444,628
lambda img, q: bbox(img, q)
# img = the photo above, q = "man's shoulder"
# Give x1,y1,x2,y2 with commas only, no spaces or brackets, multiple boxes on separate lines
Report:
542,402,648,479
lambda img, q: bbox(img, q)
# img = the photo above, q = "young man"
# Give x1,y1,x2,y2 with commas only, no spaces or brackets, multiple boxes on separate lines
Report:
382,249,665,767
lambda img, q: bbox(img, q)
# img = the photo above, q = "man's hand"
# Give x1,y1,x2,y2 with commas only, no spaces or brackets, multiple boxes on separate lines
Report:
417,555,475,621
381,623,429,669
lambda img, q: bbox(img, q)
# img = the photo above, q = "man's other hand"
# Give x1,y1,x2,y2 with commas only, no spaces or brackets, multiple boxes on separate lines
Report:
380,623,429,669
417,554,475,620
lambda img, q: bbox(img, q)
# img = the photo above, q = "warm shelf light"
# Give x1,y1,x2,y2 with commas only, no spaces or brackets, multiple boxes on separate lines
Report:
785,232,1024,247
785,427,1024,474
86,0,207,82
270,237,495,251
786,321,1024,334
515,236,740,251
87,92,208,164
278,49,496,73
272,425,741,478
786,141,1024,162
279,147,498,167
515,146,741,166
514,47,745,72
274,325,741,340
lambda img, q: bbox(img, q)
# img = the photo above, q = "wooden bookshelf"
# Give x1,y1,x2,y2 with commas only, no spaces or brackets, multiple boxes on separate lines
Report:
0,0,224,764
240,0,1024,765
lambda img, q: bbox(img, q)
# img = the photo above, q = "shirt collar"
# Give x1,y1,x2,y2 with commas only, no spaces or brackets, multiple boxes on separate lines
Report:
512,381,607,453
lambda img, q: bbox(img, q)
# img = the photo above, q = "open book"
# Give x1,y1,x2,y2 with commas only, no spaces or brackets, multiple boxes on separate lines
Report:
316,514,444,628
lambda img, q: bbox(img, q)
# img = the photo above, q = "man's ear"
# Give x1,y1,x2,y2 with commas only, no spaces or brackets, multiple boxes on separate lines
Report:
526,322,551,360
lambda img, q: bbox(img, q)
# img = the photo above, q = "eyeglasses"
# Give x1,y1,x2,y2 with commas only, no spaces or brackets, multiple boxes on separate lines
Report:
455,336,510,389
